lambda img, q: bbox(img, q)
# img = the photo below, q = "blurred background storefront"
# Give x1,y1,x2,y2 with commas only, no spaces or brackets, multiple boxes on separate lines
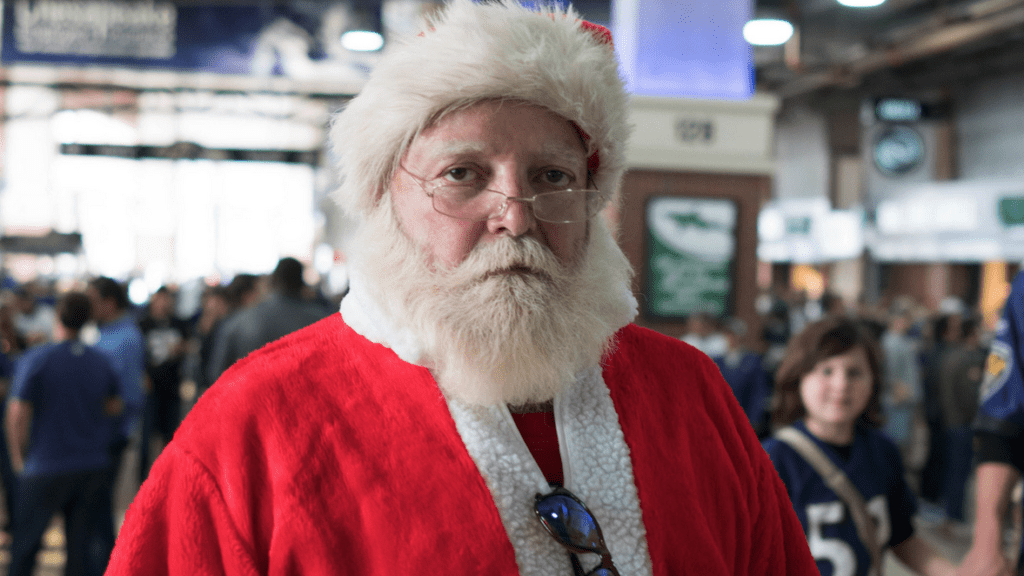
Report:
5,2,1021,571
0,0,379,307
1,0,1023,327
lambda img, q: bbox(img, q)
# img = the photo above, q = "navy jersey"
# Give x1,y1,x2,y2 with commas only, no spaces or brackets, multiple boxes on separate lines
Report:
762,421,917,576
977,271,1024,431
974,271,1024,559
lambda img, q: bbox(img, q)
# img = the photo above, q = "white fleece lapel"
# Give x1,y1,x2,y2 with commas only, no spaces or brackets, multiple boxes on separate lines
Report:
446,368,653,576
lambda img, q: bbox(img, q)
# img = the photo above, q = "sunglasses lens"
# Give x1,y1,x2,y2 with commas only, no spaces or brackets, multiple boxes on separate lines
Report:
535,494,603,553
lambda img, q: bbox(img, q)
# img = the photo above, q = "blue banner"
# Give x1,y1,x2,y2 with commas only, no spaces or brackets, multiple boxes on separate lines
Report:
1,1,330,75
612,0,754,100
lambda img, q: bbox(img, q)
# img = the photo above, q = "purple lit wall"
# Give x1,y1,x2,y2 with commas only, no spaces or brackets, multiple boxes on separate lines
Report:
612,0,754,100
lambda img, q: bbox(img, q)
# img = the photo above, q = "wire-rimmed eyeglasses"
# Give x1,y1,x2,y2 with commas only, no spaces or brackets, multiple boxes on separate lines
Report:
399,165,608,224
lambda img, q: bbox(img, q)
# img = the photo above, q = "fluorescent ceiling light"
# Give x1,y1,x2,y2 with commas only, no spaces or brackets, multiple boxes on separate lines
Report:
341,30,384,52
836,0,885,7
743,19,794,46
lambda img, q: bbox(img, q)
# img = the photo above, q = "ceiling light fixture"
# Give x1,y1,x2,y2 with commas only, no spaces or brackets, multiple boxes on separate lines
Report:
744,0,795,46
743,18,794,45
340,3,385,52
341,30,384,51
836,0,885,8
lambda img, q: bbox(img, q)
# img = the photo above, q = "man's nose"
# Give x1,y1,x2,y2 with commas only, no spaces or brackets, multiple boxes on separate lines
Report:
486,176,536,237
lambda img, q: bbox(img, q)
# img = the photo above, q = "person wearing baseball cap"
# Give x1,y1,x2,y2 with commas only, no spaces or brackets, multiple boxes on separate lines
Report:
107,1,817,574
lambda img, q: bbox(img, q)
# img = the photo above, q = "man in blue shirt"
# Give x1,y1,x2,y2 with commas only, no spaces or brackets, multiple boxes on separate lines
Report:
84,276,145,575
6,291,123,576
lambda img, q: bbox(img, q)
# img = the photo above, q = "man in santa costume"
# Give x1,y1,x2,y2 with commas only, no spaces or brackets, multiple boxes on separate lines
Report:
106,1,817,574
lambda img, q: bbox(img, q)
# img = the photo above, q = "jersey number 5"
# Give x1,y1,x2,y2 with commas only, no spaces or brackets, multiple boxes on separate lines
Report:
805,496,890,576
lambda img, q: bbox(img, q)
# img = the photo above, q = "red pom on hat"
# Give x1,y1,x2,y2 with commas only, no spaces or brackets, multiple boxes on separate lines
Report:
580,20,613,47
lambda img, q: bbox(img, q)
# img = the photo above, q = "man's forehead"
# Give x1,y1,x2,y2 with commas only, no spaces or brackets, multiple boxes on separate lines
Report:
425,140,585,159
404,133,588,173
409,101,586,156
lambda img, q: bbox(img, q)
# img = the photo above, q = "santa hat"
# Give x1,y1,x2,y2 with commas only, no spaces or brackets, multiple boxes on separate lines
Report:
328,0,631,219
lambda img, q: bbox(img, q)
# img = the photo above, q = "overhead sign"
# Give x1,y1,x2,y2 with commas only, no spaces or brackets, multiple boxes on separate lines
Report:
875,98,922,122
644,196,737,318
757,197,865,263
613,0,753,100
59,142,319,165
873,97,949,122
0,231,82,254
674,118,715,144
9,0,176,59
870,180,1024,262
1,0,365,80
999,196,1024,227
872,125,926,177
626,95,779,175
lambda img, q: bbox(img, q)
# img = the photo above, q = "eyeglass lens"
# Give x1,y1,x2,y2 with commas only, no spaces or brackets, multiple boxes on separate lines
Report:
535,493,606,554
433,189,605,223
535,489,620,576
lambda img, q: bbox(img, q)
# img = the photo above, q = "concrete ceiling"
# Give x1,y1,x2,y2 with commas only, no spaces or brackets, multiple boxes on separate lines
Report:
752,0,1024,101
5,0,1023,107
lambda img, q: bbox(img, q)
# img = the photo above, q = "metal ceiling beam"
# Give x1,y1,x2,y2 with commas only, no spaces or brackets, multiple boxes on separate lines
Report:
776,0,1024,97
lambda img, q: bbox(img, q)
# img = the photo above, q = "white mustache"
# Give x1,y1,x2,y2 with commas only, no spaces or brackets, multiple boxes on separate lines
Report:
444,236,566,286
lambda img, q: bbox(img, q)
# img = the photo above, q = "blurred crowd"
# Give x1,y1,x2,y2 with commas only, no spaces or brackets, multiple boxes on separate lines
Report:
0,266,1003,572
0,257,337,575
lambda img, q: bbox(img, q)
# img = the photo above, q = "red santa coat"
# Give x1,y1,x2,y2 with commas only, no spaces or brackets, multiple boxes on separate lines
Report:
107,314,816,575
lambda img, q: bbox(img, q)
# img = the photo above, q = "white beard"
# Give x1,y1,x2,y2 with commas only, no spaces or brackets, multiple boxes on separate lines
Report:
351,200,636,407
